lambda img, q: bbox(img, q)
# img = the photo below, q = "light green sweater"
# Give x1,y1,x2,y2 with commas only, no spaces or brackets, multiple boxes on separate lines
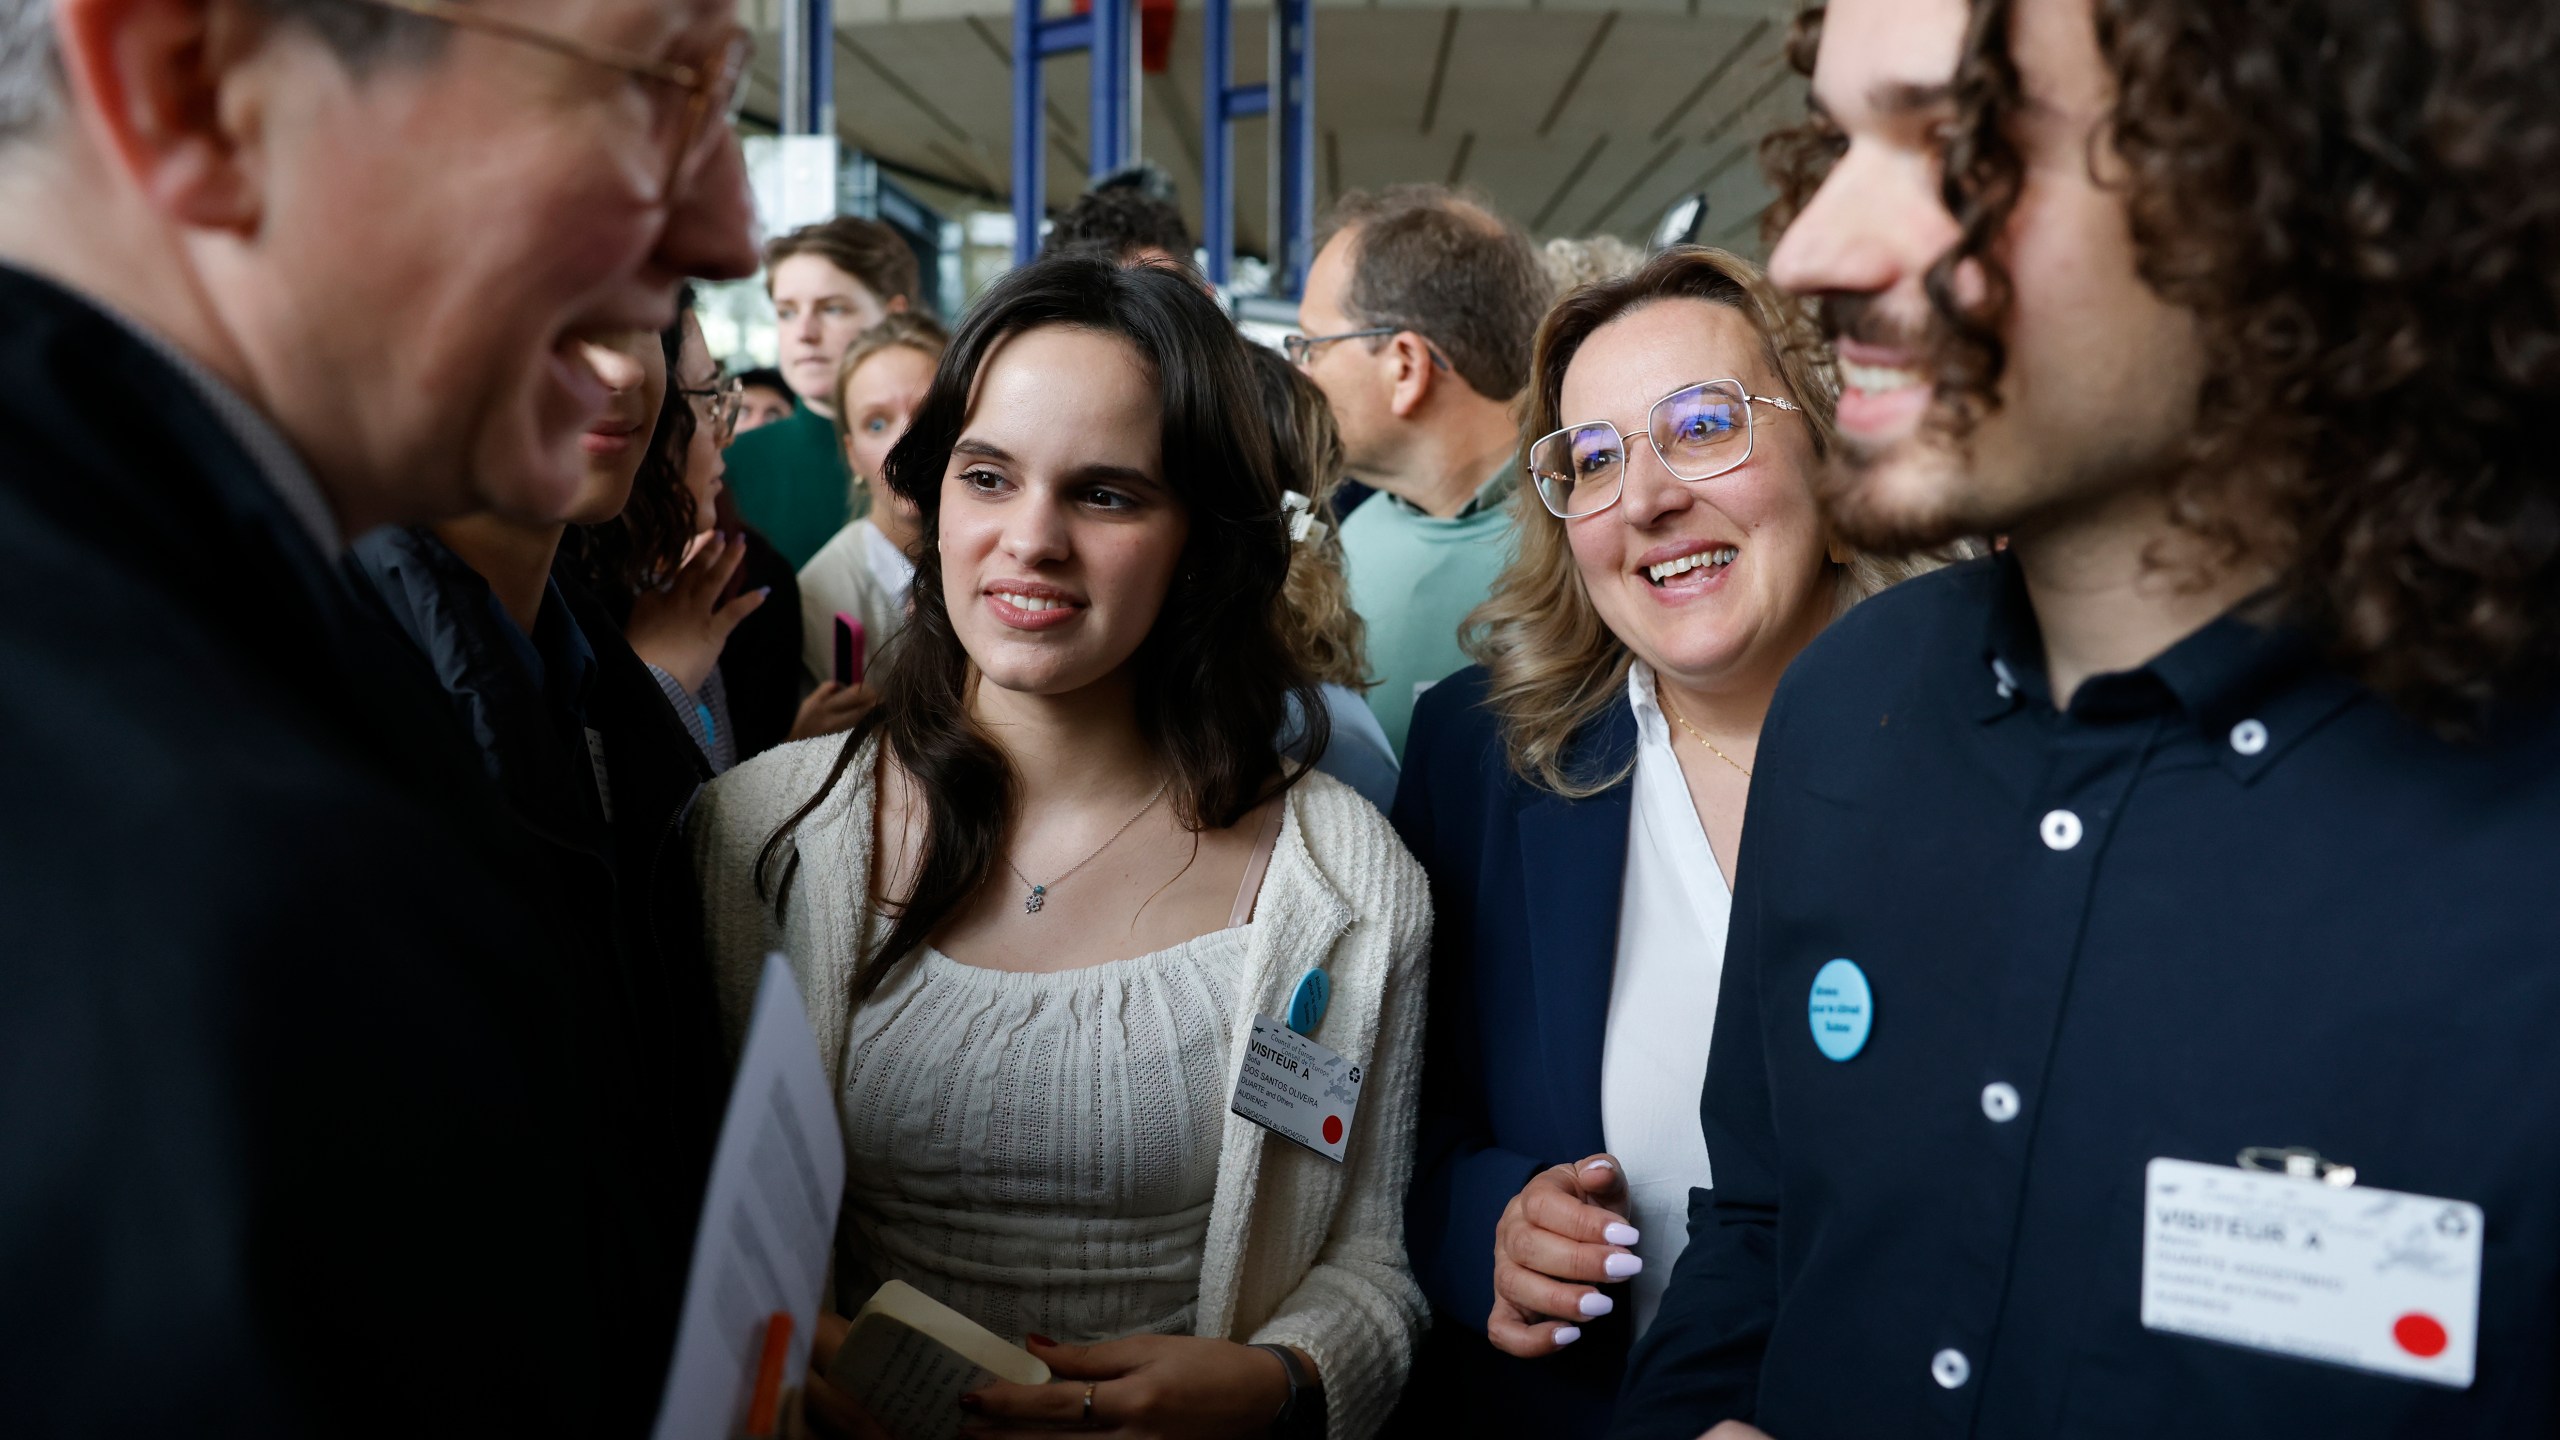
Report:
1338,469,1518,756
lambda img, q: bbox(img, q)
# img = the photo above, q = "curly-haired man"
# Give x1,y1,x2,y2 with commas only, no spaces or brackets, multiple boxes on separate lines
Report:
1615,0,2560,1435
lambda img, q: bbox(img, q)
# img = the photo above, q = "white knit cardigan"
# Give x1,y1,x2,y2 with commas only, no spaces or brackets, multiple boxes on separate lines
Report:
689,735,1433,1438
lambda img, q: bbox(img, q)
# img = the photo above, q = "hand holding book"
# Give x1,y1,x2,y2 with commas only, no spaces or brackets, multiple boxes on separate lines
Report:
961,1333,1311,1438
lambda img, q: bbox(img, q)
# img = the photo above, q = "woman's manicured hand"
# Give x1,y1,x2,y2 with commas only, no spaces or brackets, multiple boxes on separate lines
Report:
1488,1154,1640,1357
788,680,878,742
960,1333,1301,1439
625,530,765,693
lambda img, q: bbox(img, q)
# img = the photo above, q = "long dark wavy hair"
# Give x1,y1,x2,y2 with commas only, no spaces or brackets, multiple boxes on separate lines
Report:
560,289,703,602
754,255,1324,995
1762,0,2560,732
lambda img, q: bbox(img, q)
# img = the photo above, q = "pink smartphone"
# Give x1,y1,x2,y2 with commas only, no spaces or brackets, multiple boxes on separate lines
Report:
832,612,866,687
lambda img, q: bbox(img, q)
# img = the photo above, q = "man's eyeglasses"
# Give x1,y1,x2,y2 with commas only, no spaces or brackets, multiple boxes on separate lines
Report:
338,0,751,202
682,375,744,447
1528,378,1802,519
1283,326,1451,372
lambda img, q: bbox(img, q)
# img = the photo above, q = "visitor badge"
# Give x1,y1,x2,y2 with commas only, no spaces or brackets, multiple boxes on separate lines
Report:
2140,1157,2482,1388
1231,1014,1363,1163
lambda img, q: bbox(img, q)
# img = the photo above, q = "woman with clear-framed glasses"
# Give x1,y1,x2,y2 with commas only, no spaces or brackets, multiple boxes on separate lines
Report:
1390,248,1939,1431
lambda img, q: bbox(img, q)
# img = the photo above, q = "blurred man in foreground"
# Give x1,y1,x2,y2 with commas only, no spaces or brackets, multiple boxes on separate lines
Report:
0,0,756,1428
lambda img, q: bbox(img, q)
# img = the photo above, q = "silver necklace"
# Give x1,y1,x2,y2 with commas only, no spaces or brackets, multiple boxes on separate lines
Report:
1003,779,1172,914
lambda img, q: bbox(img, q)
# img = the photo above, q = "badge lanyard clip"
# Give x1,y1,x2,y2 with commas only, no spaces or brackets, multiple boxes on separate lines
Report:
2237,1145,2357,1188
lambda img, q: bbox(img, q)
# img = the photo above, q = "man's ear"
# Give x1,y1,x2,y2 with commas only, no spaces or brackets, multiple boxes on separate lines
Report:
885,293,911,315
1383,331,1437,420
53,0,270,231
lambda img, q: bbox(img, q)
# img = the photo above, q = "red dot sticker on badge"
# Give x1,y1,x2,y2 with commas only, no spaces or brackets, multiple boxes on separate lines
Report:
1322,1115,1344,1145
2393,1312,2448,1358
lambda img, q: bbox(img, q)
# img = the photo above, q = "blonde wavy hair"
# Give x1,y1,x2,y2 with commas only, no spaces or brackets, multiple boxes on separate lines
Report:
1243,340,1371,692
831,311,953,509
1466,245,1933,797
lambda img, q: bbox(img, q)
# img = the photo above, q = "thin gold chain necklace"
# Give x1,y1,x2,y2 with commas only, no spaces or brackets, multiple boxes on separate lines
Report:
1002,779,1172,914
1658,689,1754,779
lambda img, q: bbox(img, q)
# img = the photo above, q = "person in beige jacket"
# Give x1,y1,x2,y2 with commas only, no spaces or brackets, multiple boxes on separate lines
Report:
691,255,1430,1440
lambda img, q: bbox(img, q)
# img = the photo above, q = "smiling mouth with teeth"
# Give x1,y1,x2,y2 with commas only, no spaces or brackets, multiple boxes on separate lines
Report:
1645,547,1738,585
993,590,1074,612
1839,359,1927,396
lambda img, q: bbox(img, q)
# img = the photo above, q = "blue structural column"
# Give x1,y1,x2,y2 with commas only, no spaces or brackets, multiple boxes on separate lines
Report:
1012,0,1135,264
782,0,834,136
1202,0,1315,295
1201,0,1266,288
1272,0,1315,294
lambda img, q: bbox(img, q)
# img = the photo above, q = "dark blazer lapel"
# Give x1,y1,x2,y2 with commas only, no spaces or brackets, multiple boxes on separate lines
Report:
1513,699,1638,1148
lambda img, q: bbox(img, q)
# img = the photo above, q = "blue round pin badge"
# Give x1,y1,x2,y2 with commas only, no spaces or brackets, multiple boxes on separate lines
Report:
1808,958,1873,1062
1286,968,1332,1037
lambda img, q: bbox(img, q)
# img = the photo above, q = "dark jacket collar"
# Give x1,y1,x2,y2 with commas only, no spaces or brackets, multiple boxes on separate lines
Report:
1976,548,2364,780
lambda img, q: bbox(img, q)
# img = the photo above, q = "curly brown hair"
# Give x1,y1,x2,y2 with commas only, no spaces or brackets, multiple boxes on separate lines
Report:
1762,0,2560,731
1241,341,1371,692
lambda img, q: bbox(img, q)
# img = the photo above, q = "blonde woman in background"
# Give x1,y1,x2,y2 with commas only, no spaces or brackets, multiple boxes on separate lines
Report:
1389,247,1934,1433
795,313,950,687
1243,340,1402,812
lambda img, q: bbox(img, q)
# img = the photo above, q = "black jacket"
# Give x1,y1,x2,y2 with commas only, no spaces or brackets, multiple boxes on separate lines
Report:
1388,667,1650,1432
0,265,618,1433
349,526,729,1381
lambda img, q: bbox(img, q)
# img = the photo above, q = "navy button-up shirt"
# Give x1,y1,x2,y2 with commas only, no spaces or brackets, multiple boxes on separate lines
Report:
1612,554,2560,1439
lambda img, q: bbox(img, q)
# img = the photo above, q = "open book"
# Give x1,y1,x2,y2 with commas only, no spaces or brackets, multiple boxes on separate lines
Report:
825,1280,1053,1440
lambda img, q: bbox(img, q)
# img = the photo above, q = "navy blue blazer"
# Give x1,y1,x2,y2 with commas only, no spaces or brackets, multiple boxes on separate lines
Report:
1391,666,1652,1430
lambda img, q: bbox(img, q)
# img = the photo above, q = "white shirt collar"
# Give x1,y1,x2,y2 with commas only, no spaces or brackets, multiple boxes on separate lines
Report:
1627,659,1676,753
859,518,917,600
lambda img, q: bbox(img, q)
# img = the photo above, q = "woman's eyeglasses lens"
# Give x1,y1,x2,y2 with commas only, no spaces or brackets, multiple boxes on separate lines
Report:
1530,380,1756,519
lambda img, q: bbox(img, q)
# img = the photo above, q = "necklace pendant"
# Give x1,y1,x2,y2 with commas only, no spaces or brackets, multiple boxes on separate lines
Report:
1024,884,1047,914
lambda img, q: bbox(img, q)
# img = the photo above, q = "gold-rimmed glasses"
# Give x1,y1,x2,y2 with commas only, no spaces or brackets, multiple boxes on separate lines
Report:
681,374,744,447
1528,378,1802,519
339,0,752,202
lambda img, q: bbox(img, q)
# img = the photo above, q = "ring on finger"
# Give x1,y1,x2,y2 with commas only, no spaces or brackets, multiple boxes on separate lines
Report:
1082,1382,1097,1427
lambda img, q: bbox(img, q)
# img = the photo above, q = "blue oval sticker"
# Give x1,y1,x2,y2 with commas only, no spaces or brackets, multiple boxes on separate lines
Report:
1808,958,1873,1062
1286,968,1331,1037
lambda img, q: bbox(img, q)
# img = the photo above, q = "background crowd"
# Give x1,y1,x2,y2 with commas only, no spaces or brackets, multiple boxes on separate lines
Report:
4,0,2557,1436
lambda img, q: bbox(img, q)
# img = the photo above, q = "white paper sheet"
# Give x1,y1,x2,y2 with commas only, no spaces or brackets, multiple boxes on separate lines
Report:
652,954,845,1440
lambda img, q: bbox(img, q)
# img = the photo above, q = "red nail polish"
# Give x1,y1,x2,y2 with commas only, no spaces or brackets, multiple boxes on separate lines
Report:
956,1393,982,1411
1026,1333,1057,1347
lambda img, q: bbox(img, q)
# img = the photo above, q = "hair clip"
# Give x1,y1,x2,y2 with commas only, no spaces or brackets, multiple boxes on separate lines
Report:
1281,490,1317,544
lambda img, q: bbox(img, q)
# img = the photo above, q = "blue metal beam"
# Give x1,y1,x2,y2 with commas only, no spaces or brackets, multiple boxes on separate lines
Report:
1012,0,1041,263
1203,0,1313,292
1012,0,1136,265
783,0,834,135
1273,0,1316,295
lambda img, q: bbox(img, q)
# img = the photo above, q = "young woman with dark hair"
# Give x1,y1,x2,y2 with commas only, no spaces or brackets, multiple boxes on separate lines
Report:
692,255,1430,1440
566,294,861,770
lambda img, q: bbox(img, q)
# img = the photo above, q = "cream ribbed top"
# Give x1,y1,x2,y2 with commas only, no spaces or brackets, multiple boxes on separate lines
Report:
836,933,1250,1344
693,738,1434,1439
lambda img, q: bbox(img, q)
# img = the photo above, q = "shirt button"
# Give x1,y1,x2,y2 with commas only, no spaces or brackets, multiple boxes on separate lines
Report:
1981,1081,2021,1122
2230,718,2269,755
1932,1347,1972,1389
2039,808,2083,850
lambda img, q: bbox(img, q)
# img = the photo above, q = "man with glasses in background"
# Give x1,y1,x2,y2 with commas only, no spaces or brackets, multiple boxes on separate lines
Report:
0,0,755,1428
1294,184,1550,756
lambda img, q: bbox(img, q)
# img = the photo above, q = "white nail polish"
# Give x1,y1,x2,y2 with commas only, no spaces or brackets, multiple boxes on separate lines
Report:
1578,1291,1615,1318
1604,1222,1640,1247
1552,1326,1582,1347
1605,1252,1644,1279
